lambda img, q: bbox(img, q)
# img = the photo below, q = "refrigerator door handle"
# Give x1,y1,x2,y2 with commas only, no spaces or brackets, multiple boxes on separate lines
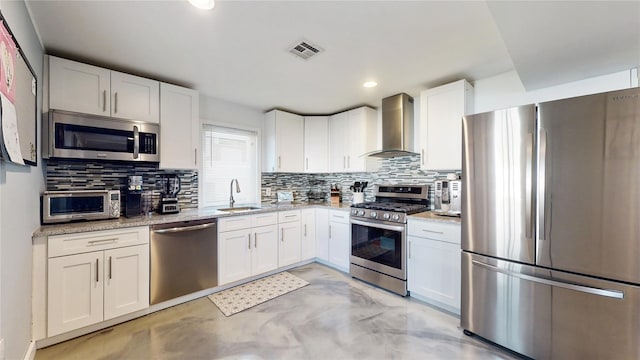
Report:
525,132,534,241
472,260,624,299
538,127,547,241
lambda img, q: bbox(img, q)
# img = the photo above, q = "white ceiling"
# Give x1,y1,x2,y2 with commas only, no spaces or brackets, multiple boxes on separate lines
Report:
25,1,640,115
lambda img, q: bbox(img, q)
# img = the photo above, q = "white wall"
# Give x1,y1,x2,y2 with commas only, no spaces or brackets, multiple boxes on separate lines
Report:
0,1,44,359
472,69,636,114
199,95,264,129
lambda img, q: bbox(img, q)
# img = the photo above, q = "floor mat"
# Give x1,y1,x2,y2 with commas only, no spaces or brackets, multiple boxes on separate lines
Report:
208,271,309,316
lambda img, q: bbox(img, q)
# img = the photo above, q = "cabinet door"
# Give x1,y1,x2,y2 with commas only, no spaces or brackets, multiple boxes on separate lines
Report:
278,221,302,267
159,83,199,169
329,221,350,271
346,107,377,171
301,209,316,260
48,56,110,116
275,111,304,172
421,80,472,170
48,251,104,336
304,116,329,172
328,112,348,172
104,245,150,320
408,235,461,314
218,229,252,285
110,71,160,123
315,208,329,261
251,224,279,275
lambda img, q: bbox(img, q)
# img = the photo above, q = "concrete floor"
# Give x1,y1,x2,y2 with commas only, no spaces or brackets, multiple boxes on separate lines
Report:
35,263,518,360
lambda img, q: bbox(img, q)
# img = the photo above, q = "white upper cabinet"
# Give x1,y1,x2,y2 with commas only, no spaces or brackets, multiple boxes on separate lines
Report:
110,71,159,123
263,110,304,172
329,107,378,172
49,56,111,116
159,83,199,169
419,79,473,171
48,56,160,123
303,116,329,173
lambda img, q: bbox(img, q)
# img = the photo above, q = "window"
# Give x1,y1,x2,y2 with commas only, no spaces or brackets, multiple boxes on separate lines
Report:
201,125,259,207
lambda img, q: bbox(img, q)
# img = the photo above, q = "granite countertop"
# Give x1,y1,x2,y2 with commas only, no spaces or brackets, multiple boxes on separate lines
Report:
409,211,462,224
33,201,353,237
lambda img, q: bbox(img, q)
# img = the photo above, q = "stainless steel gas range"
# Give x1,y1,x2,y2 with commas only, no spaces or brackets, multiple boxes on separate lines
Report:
350,184,430,296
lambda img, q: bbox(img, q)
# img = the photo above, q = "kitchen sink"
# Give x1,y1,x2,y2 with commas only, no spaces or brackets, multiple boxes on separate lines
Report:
217,206,261,213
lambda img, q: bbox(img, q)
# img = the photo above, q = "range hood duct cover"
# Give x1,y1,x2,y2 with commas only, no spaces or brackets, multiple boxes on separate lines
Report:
368,93,417,158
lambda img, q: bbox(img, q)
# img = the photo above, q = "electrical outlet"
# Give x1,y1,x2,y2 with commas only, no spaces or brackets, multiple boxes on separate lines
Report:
264,188,272,196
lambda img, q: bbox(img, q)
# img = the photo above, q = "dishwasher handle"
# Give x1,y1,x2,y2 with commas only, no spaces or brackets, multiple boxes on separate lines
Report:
152,222,216,234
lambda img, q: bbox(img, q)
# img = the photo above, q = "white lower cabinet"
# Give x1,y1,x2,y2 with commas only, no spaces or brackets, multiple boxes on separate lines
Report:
407,219,461,314
46,227,149,337
218,213,279,285
300,209,316,260
278,210,302,267
315,208,329,261
328,210,350,271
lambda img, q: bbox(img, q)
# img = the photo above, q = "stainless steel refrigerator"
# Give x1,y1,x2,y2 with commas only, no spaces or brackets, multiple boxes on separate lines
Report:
461,87,640,359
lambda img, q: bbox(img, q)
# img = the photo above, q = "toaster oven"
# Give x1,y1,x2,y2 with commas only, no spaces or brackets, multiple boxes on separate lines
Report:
42,190,121,224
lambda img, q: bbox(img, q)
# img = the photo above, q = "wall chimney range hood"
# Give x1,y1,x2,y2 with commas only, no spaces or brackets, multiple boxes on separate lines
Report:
367,93,417,158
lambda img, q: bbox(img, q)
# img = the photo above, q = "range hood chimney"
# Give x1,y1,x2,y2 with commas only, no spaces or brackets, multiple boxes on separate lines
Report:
368,93,417,158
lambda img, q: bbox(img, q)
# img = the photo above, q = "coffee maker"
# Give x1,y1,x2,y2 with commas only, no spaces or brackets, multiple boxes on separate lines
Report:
159,175,181,214
434,177,462,215
125,175,143,218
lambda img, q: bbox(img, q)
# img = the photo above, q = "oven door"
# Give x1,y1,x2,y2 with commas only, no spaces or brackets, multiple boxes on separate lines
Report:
350,218,406,280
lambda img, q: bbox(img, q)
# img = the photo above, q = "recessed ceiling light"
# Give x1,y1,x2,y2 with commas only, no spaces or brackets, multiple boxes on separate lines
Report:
363,81,378,88
188,0,215,10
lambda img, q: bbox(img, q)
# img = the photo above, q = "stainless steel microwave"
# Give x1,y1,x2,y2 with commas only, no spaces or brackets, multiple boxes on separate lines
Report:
43,110,160,162
42,190,121,224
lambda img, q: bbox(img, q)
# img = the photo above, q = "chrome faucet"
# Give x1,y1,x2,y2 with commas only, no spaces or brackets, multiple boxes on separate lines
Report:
229,179,241,205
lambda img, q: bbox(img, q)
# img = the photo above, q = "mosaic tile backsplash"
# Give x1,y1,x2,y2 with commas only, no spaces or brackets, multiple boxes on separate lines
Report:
45,159,198,213
45,155,457,213
261,155,460,209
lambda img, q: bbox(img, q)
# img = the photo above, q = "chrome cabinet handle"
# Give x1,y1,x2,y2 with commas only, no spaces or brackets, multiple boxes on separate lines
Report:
306,158,309,170
408,241,412,259
422,229,443,234
248,233,251,249
343,156,346,169
102,90,106,112
194,149,197,166
472,260,624,299
281,228,284,242
96,258,99,283
109,256,112,280
304,224,307,237
329,225,332,239
254,232,257,248
114,92,118,113
88,238,117,245
278,156,281,169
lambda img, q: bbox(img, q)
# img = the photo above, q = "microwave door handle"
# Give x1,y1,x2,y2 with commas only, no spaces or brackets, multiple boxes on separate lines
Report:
133,125,139,159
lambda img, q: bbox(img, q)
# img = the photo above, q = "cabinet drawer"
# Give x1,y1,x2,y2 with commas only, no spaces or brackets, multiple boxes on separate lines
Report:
278,210,301,223
218,215,252,232
328,209,349,224
408,220,460,244
48,226,149,258
252,212,278,227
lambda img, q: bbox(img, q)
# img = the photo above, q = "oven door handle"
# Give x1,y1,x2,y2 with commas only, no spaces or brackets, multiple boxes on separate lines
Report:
350,218,406,232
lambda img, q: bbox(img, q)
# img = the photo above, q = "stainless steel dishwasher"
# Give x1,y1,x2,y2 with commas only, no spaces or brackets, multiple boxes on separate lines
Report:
150,219,217,304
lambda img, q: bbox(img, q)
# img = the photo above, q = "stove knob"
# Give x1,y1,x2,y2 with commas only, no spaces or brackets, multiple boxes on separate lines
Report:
370,211,378,219
392,214,401,221
383,213,391,220
351,209,358,215
358,210,366,216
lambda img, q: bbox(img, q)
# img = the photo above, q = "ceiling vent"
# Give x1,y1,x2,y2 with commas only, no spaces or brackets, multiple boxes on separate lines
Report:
288,39,323,60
